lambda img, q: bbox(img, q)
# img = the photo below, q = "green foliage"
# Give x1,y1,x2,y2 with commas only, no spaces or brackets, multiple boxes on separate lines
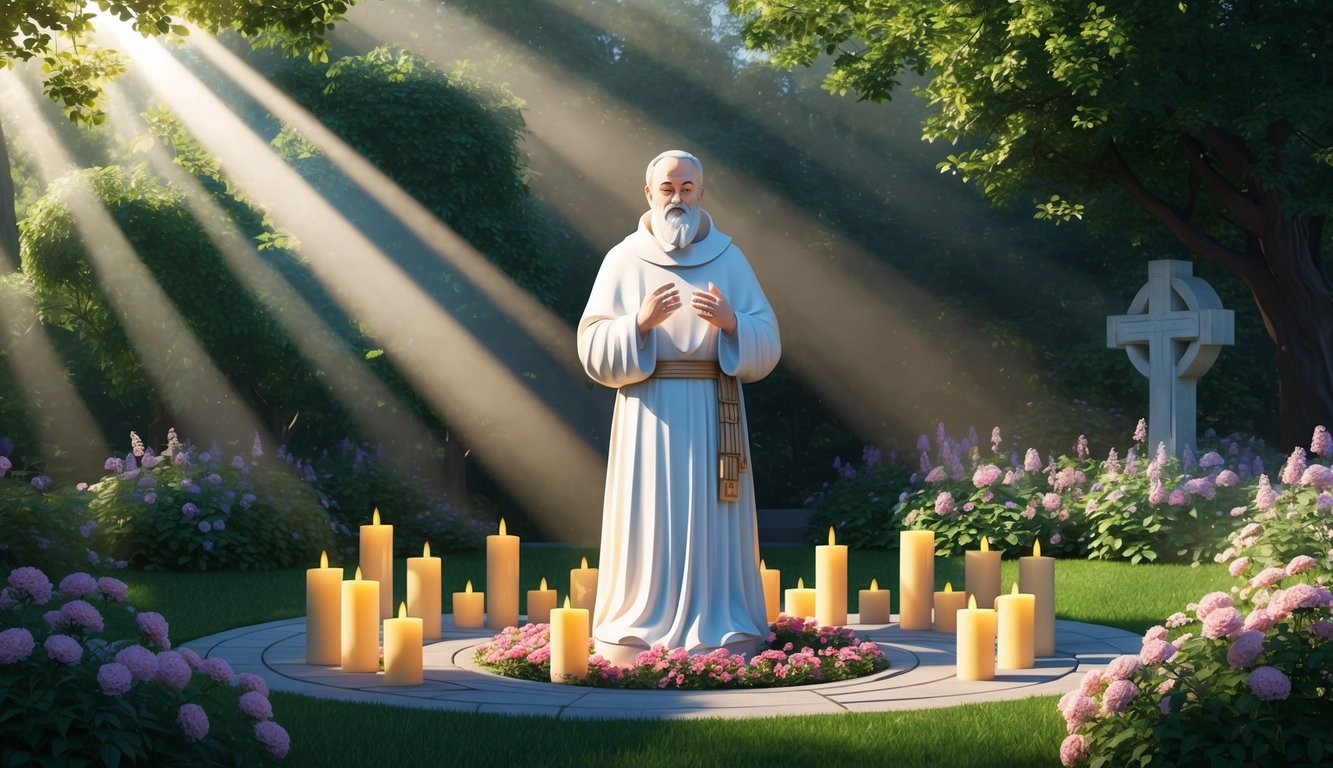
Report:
805,446,912,549
89,436,334,571
0,565,288,766
0,477,104,575
1223,437,1333,573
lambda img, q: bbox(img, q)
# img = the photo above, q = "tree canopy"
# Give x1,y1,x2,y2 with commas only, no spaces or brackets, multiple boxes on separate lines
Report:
732,0,1333,449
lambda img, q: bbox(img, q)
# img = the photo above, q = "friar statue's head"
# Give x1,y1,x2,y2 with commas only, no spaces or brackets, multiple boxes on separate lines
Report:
644,150,705,252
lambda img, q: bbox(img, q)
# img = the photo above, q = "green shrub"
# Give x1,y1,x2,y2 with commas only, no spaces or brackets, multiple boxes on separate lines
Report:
804,445,912,548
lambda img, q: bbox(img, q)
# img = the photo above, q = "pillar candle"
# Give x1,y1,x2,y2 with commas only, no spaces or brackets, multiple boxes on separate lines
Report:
570,556,599,614
305,550,342,665
453,580,485,628
549,596,589,683
760,560,781,623
898,530,935,629
340,567,379,673
995,582,1036,669
1019,539,1056,657
815,526,848,628
784,577,816,619
932,581,968,633
965,536,1002,609
406,541,442,641
956,594,997,681
858,578,891,624
359,508,393,619
485,519,520,631
527,577,557,624
383,602,423,685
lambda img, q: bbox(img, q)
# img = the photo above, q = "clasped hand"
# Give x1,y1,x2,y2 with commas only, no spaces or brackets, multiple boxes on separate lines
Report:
636,282,736,336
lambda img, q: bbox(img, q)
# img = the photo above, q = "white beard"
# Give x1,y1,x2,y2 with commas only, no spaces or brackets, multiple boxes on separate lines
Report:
650,203,701,252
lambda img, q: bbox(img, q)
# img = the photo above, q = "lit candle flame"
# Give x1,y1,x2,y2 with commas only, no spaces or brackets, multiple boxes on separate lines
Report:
563,596,571,609
372,508,381,525
398,602,407,619
1012,582,1020,594
945,582,954,593
465,580,473,593
540,577,548,590
980,536,990,552
828,526,836,546
968,594,978,609
499,518,507,536
423,541,431,558
580,556,589,569
1034,539,1042,557
797,577,806,589
870,578,879,590
355,567,362,580
761,559,767,569
320,550,328,568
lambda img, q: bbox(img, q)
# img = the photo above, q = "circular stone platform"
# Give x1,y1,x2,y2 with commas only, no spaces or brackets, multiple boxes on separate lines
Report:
180,615,1143,720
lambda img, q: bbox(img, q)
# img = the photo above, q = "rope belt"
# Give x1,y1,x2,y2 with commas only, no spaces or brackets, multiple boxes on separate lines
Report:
651,361,747,502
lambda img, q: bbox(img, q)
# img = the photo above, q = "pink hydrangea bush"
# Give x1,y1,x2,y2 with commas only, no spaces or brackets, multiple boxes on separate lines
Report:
1058,556,1333,766
474,613,888,689
0,565,289,765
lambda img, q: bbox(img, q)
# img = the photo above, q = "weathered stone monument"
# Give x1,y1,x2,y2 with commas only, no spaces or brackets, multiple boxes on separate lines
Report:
1107,259,1235,457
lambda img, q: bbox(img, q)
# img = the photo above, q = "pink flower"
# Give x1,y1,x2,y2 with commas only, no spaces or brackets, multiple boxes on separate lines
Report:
1049,533,1062,546
98,662,133,696
238,672,270,696
1101,678,1137,714
1058,691,1098,730
238,690,273,721
97,577,129,601
155,651,192,691
200,656,234,684
1167,489,1188,506
177,703,210,741
1202,607,1244,639
1247,665,1291,701
1243,608,1276,633
972,464,1002,487
1272,583,1331,614
1281,448,1307,485
1024,448,1043,472
1312,425,1332,457
934,491,955,516
255,720,291,758
1060,734,1088,767
1104,654,1141,680
1078,670,1103,696
1300,465,1333,490
1040,492,1060,512
925,467,947,484
115,644,159,682
1286,555,1317,576
7,566,53,604
1134,418,1147,443
1255,475,1278,510
1199,451,1225,469
1216,470,1240,487
1195,591,1234,619
1228,557,1251,577
58,572,98,599
1249,567,1287,590
1226,630,1264,668
1143,626,1168,643
178,647,203,669
136,612,171,650
43,634,82,664
1139,639,1176,665
0,627,35,663
60,599,104,632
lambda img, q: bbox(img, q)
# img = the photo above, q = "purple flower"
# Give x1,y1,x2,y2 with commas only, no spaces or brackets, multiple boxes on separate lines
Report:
251,433,264,459
917,434,930,451
44,634,82,664
104,457,124,473
198,521,212,534
29,474,53,491
136,474,156,488
7,567,53,605
1226,630,1264,669
155,651,192,691
98,662,133,696
0,627,35,663
173,450,190,467
0,456,9,478
1199,451,1225,469
254,720,291,758
237,690,273,721
1215,469,1239,487
238,672,270,696
181,502,198,518
178,647,202,670
177,703,210,741
1312,425,1332,457
144,492,157,504
231,455,246,470
1167,489,1187,506
59,599,104,632
115,644,159,682
200,656,234,684
58,572,98,599
136,611,171,650
97,576,128,601
1247,666,1291,701
1300,465,1333,490
1101,678,1137,714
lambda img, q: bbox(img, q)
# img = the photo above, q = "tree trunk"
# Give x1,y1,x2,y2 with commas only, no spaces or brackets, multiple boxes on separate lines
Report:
442,425,468,506
0,120,20,267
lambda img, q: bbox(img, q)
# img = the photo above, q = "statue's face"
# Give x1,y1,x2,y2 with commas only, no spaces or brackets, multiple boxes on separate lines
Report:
645,157,704,250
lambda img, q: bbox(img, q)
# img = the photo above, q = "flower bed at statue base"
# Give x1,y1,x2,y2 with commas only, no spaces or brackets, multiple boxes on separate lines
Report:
474,614,889,689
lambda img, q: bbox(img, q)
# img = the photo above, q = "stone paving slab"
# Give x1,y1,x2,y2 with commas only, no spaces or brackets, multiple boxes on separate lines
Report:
180,613,1143,720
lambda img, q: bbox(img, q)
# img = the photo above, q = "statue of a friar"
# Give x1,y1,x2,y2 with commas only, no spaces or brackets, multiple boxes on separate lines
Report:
576,150,780,666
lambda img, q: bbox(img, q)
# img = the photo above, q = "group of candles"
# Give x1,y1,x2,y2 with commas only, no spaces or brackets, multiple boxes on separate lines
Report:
304,511,601,685
768,528,1055,681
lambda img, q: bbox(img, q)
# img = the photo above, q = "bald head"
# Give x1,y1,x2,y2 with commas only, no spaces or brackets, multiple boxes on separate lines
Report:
645,150,703,189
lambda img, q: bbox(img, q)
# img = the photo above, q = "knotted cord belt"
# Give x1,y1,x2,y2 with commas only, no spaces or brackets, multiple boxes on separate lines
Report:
651,360,747,501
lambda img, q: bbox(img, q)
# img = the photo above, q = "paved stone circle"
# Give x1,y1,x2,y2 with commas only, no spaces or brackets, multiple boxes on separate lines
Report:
182,614,1143,719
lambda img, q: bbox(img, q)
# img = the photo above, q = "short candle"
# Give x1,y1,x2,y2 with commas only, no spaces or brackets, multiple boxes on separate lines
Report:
340,567,379,673
527,577,557,624
964,536,1002,609
570,556,599,614
1019,539,1056,657
956,594,998,681
406,541,442,640
453,580,485,628
306,550,342,665
760,560,781,623
932,582,968,633
549,596,589,683
784,577,816,619
857,578,891,624
486,519,520,630
383,602,424,685
995,582,1036,669
815,526,848,628
359,508,394,619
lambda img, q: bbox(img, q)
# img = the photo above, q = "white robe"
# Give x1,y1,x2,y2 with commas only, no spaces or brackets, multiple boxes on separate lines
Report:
577,210,780,666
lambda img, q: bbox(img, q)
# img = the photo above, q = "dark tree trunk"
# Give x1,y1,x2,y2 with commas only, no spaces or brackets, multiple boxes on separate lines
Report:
0,121,20,267
443,425,468,506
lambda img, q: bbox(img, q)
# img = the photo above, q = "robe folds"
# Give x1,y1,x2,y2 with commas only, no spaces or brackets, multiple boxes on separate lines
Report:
577,210,780,666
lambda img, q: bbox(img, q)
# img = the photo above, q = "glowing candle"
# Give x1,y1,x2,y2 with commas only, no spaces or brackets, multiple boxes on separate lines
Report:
527,577,557,624
569,556,599,614
305,550,342,665
932,582,968,633
857,578,891,624
956,594,997,681
995,582,1036,669
359,508,393,619
340,567,379,673
549,596,589,683
1019,539,1056,657
452,580,485,628
784,577,816,619
486,518,520,630
898,530,935,629
760,560,781,623
815,526,848,628
383,602,423,685
965,536,1002,609
406,541,442,641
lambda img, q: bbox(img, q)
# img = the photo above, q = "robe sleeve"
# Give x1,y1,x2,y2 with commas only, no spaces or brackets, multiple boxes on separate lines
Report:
577,247,657,388
716,247,781,384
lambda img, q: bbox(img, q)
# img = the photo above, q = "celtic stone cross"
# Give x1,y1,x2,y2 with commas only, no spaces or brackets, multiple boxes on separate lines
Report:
1106,260,1235,457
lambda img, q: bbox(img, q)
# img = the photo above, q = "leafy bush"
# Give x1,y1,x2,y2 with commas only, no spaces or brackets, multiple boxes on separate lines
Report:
0,565,291,765
90,431,334,571
804,445,912,548
0,439,119,575
1057,558,1332,767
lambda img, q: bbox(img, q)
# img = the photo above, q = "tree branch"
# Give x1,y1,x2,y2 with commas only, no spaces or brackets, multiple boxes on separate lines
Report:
1179,133,1263,230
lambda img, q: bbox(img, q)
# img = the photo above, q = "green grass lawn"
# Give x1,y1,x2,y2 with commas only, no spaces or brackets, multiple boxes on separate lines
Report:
120,548,1234,768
